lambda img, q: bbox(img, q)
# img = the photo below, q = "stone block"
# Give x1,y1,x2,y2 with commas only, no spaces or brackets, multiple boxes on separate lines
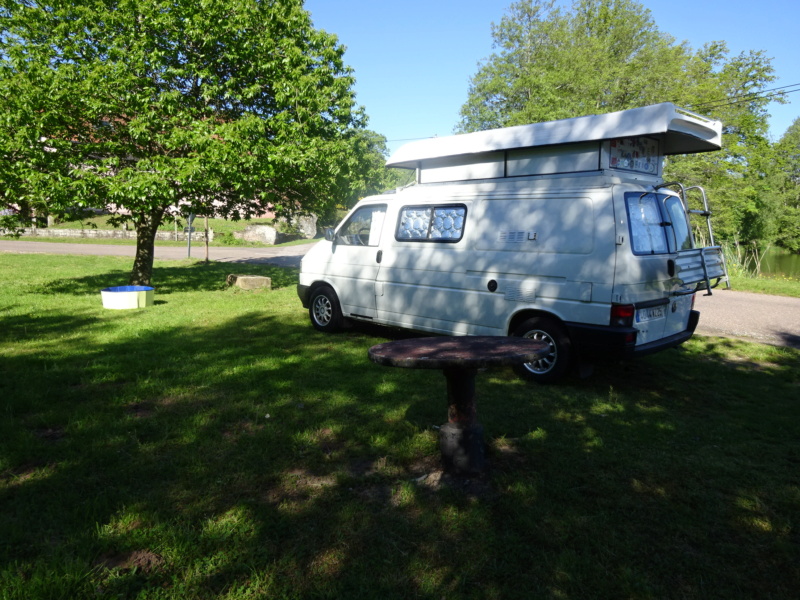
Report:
226,274,272,290
241,224,279,244
292,214,318,239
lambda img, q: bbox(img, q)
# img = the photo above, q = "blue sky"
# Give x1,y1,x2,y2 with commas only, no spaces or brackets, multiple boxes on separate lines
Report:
303,0,799,155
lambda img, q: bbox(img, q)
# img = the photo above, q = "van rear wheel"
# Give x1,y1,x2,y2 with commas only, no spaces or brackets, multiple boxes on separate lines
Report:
511,317,571,383
309,286,345,332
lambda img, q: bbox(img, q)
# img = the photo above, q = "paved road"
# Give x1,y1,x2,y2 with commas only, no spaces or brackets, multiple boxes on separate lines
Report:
0,239,315,268
694,288,800,349
3,240,799,349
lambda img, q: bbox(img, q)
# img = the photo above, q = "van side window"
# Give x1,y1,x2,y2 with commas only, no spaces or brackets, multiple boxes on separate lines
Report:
396,205,466,242
335,204,386,246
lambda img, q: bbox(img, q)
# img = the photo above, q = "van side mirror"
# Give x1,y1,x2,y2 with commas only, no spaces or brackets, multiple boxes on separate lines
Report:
324,228,335,242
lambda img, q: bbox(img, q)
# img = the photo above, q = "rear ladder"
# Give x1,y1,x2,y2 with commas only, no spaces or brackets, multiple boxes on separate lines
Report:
655,182,730,295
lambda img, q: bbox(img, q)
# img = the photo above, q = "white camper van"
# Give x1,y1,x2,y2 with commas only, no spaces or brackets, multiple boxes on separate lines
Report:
298,103,729,382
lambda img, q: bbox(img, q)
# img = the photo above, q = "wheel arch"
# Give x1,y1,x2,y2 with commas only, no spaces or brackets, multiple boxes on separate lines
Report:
307,281,348,332
308,279,340,301
508,309,573,383
507,308,566,337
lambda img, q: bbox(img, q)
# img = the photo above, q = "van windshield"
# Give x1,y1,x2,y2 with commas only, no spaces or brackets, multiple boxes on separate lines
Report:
335,204,387,246
626,192,693,255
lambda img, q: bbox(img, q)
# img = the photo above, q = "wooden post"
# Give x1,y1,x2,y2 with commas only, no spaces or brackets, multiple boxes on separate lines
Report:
204,215,209,263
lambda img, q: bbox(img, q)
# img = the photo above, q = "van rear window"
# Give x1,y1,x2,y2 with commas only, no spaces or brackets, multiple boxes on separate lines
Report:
396,205,466,242
625,192,693,255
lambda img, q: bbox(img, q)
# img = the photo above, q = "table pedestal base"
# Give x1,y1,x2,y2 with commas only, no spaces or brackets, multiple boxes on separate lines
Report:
440,367,485,475
439,423,485,475
368,337,549,478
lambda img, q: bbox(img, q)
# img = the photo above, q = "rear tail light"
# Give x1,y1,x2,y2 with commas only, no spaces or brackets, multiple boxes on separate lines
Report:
610,304,635,327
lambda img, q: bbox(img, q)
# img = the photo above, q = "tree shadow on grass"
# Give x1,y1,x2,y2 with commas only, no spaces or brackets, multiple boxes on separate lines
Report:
0,311,107,345
27,261,298,296
1,312,799,598
780,331,800,349
404,338,800,598
3,309,488,594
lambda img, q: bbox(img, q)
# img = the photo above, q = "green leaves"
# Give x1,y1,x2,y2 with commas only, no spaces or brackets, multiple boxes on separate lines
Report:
459,0,694,130
771,118,800,251
457,0,791,252
1,0,376,284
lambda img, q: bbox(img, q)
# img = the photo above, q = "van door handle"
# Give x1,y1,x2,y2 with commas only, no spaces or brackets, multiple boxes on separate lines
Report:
376,250,383,264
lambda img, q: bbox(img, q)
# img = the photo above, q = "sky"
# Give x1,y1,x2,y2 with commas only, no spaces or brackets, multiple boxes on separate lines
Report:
303,0,800,156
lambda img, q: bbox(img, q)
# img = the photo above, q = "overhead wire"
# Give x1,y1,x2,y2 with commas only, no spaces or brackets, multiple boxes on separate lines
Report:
687,83,800,112
386,83,800,144
690,82,800,109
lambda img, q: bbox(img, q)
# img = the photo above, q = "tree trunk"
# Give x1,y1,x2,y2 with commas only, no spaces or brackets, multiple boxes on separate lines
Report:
129,211,164,286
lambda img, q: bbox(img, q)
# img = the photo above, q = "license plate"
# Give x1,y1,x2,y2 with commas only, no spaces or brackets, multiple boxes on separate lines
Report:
636,306,666,322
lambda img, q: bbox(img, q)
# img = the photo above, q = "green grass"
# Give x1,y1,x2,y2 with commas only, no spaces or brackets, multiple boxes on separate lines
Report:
729,274,800,298
1,254,799,599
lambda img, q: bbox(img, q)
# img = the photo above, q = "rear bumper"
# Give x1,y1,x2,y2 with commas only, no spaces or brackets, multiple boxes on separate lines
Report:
566,310,699,360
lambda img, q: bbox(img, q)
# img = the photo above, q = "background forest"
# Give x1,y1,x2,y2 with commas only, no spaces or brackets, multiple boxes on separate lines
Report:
458,0,800,256
2,0,799,269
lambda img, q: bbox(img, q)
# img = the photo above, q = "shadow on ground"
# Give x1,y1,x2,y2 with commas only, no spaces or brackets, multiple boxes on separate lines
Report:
2,304,799,598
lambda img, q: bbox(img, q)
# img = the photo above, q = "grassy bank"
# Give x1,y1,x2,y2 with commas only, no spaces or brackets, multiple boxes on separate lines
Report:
1,254,799,599
45,215,276,236
729,274,800,298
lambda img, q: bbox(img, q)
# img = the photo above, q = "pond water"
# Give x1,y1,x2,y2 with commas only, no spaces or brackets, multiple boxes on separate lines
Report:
760,248,800,278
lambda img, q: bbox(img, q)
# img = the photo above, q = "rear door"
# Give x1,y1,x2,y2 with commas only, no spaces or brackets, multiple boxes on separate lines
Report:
619,190,695,344
660,194,697,337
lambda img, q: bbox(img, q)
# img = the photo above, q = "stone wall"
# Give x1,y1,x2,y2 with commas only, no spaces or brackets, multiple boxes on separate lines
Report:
7,227,214,242
4,215,320,244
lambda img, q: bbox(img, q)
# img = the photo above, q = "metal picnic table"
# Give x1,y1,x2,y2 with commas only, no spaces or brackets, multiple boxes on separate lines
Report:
368,336,549,475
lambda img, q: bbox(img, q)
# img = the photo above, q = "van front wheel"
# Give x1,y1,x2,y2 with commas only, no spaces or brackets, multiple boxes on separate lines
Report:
511,317,571,383
309,286,345,332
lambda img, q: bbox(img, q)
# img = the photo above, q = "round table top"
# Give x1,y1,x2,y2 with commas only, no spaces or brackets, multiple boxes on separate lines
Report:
368,336,549,370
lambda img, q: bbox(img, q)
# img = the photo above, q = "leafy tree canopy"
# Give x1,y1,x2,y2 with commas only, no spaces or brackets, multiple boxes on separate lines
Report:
777,118,800,184
0,0,376,284
311,129,414,227
458,0,786,248
772,118,800,251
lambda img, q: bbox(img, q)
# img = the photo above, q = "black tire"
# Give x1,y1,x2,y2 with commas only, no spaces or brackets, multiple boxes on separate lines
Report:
309,286,345,332
511,316,572,383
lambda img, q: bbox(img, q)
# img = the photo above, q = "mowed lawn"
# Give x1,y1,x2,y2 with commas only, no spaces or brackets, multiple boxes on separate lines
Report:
1,253,798,599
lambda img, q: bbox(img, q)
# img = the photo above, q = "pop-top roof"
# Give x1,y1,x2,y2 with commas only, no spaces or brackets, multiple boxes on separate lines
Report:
386,103,722,169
